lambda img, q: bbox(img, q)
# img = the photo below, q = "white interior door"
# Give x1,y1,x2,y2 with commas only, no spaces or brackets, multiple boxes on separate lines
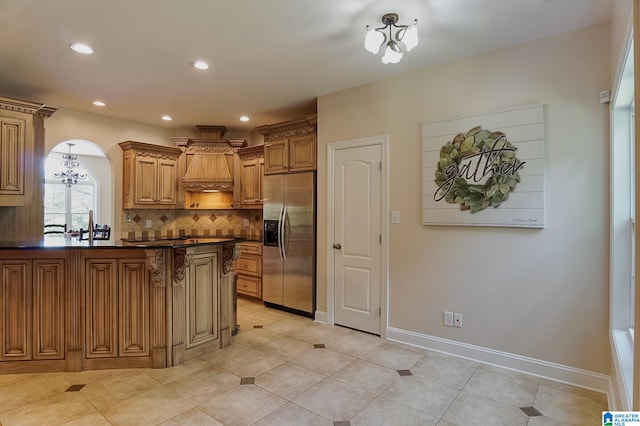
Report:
332,142,382,335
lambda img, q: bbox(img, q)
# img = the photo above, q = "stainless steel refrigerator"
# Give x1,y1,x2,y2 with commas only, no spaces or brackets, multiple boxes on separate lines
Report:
262,172,315,316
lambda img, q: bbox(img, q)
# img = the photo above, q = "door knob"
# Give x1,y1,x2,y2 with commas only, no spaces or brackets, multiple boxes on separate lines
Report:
333,243,341,250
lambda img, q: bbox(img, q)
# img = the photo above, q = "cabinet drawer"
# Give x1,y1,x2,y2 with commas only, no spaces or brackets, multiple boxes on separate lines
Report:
234,256,261,277
237,275,261,298
240,242,262,256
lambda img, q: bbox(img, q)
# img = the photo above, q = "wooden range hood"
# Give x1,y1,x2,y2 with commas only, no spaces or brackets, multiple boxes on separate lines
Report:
172,125,246,193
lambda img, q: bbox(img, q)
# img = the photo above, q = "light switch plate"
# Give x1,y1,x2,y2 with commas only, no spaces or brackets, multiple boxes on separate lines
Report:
145,219,152,228
391,211,400,224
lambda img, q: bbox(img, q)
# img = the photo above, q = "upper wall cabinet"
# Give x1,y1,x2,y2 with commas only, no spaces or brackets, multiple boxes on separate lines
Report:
119,141,182,209
0,97,56,207
236,145,264,208
256,114,317,175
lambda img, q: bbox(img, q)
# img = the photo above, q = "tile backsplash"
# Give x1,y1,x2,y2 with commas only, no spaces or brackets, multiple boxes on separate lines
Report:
121,209,263,241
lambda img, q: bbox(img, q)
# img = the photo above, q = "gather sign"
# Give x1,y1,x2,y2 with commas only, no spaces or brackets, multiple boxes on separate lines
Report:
421,104,545,228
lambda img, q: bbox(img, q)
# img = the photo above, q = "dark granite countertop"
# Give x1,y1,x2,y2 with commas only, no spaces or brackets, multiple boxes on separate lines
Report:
0,236,238,250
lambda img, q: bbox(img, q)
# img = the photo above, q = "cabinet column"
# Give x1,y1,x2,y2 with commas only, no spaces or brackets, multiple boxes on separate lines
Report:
145,249,168,368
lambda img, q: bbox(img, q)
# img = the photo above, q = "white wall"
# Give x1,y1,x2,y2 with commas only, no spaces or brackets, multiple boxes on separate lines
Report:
317,23,611,377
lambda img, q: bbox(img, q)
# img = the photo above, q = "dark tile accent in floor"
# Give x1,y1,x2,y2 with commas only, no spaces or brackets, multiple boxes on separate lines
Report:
65,384,85,392
397,369,413,376
253,325,263,329
520,406,543,417
333,421,350,426
314,344,325,348
240,377,255,385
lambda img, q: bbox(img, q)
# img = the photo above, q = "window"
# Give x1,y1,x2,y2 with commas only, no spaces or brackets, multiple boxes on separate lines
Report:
44,154,97,231
631,99,635,336
610,37,634,410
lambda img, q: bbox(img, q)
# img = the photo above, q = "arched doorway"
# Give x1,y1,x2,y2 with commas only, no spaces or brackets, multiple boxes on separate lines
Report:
44,140,112,233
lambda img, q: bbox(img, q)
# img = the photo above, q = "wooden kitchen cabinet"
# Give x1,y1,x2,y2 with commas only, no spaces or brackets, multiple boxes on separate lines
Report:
237,145,264,207
0,98,55,208
235,241,262,299
185,251,219,349
257,115,317,175
0,97,56,241
82,250,151,368
0,255,65,362
0,241,237,374
119,141,182,209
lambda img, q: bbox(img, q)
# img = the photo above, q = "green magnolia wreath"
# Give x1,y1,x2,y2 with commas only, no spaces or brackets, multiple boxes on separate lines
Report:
434,126,525,213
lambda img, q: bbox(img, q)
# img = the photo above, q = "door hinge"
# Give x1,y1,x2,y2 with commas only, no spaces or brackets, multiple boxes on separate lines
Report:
379,161,382,172
379,307,382,316
379,234,382,244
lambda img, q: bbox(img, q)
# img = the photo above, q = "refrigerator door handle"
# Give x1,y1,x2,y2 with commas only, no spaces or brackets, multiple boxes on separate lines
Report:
281,206,288,261
276,206,284,261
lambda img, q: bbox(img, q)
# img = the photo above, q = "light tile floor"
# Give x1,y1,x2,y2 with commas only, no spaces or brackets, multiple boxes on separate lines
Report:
0,298,608,425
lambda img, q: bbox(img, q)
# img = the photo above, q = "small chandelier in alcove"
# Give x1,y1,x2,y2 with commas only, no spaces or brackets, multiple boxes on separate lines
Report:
364,13,418,64
54,143,87,187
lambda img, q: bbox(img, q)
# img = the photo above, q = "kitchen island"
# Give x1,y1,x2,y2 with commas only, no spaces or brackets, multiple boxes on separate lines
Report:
0,237,240,374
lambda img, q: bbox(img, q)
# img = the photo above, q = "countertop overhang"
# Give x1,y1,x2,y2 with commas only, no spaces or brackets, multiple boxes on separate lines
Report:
0,236,239,250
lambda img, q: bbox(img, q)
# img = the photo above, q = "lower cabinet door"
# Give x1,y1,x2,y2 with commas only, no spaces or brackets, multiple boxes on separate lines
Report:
0,261,31,360
185,252,219,349
85,259,118,358
33,259,65,360
119,259,150,357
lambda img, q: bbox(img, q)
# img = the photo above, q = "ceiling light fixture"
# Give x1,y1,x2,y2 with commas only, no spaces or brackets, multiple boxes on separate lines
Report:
239,116,249,122
192,60,210,70
69,42,94,55
364,13,418,64
162,115,173,121
54,143,86,187
93,100,106,107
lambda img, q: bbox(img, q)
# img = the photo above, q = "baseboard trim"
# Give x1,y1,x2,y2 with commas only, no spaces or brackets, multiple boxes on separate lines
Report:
387,327,609,394
314,310,327,324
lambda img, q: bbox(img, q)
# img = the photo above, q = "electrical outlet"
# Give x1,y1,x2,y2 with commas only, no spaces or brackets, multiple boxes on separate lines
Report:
444,311,454,327
145,219,152,228
454,313,463,328
243,218,249,227
125,213,132,223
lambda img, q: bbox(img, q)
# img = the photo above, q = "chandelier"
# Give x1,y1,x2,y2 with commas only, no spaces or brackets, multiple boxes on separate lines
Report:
364,13,418,64
54,143,86,187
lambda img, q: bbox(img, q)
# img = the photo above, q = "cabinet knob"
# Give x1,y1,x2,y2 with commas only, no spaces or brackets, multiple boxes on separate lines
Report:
332,243,341,250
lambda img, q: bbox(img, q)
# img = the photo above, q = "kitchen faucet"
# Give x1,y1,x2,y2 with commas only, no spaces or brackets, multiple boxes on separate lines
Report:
88,210,94,245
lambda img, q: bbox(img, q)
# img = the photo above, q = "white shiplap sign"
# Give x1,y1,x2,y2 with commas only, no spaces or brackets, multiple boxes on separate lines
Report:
421,104,545,228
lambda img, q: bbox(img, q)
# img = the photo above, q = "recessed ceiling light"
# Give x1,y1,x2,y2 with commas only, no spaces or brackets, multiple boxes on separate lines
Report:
69,43,94,54
239,116,250,122
93,100,106,107
192,60,209,70
161,115,173,121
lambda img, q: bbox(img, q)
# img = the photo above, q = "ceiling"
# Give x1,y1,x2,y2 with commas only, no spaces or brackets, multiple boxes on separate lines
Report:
0,0,611,132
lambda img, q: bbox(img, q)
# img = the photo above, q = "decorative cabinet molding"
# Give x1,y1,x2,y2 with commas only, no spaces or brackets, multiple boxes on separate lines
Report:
119,141,181,209
234,241,262,299
256,114,317,175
